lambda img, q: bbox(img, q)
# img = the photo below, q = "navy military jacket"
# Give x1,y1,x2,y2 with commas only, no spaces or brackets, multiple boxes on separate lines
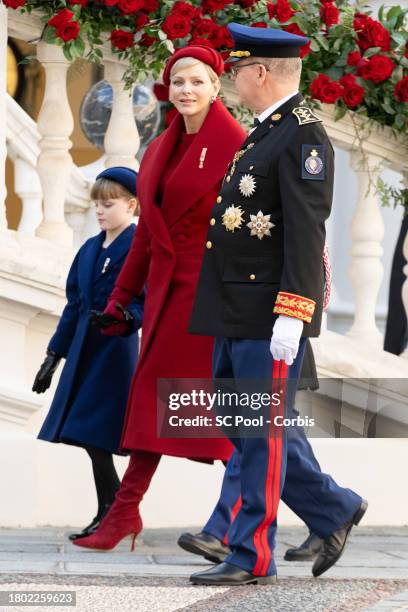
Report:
189,93,333,339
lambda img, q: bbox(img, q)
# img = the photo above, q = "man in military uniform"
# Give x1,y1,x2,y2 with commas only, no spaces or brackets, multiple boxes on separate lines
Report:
179,23,367,586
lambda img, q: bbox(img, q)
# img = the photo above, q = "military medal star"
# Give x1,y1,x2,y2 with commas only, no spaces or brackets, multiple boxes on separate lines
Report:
222,205,244,232
239,174,256,198
247,210,274,240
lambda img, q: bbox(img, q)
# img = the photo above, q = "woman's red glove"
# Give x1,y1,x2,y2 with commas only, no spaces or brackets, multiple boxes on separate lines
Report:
90,301,133,336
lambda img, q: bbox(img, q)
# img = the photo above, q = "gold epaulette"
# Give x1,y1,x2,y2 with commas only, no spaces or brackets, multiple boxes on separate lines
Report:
292,106,322,126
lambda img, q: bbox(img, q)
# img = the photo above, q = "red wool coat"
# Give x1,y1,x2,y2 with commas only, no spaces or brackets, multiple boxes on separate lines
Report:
110,99,246,461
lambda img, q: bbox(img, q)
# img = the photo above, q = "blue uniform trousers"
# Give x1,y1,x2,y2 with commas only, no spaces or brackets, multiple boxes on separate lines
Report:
204,337,362,576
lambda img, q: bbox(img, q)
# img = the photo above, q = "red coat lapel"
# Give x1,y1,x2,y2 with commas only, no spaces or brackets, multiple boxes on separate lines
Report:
161,99,246,228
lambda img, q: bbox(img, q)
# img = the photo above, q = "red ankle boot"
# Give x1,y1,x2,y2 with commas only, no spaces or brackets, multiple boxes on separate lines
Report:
73,451,160,551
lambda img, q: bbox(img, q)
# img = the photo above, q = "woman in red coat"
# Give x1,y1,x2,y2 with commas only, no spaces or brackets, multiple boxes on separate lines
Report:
74,46,246,551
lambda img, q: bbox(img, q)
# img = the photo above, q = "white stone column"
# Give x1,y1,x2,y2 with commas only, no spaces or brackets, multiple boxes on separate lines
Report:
103,61,140,169
0,5,8,229
35,42,73,245
14,157,42,235
347,151,385,347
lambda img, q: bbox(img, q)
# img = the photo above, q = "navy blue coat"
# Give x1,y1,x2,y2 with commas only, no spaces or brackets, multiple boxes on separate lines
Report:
38,224,144,454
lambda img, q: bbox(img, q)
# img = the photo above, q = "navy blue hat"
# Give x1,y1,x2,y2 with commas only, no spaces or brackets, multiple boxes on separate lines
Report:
226,23,309,61
96,166,138,196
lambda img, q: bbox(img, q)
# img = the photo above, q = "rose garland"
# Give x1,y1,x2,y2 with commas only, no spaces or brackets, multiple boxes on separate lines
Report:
3,0,407,135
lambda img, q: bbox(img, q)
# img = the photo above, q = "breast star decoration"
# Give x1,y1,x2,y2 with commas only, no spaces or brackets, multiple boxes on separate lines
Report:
247,210,275,240
222,205,245,232
239,174,257,198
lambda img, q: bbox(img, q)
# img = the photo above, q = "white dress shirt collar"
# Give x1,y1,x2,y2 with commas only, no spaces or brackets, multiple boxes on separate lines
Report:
256,91,299,125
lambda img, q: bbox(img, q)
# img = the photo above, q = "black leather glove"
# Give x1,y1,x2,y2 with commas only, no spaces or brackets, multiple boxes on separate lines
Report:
32,349,62,394
90,302,134,334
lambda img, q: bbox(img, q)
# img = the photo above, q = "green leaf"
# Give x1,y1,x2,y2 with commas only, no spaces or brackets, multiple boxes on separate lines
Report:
315,34,329,51
362,47,381,58
394,113,405,129
381,101,396,114
310,39,320,53
63,45,73,62
334,104,347,121
391,32,407,46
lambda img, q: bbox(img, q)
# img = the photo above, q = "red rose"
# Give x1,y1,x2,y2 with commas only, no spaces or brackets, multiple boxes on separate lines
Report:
140,32,156,46
135,13,149,30
275,0,294,23
193,18,216,37
310,73,343,103
153,83,169,101
339,74,365,108
3,0,26,8
162,14,191,40
206,23,232,49
359,54,395,84
102,0,118,5
347,50,361,66
285,23,310,58
252,22,268,28
143,0,159,11
118,0,144,14
56,20,80,42
201,0,230,15
238,0,257,7
110,29,134,50
405,41,408,59
354,15,390,52
394,76,408,102
190,36,214,48
267,1,276,18
68,0,88,6
320,1,339,28
48,9,74,28
172,1,198,19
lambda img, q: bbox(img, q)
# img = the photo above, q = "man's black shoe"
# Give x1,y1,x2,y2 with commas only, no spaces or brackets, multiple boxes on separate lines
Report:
178,531,230,564
284,532,323,561
312,500,368,577
190,562,277,586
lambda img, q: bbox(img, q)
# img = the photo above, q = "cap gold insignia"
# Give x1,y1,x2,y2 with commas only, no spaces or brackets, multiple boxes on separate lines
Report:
247,210,274,240
239,174,256,198
222,205,245,232
230,50,251,57
271,114,281,121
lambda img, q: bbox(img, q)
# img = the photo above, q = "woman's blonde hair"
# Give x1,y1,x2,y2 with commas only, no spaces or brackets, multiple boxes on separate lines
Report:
170,57,219,84
91,178,139,215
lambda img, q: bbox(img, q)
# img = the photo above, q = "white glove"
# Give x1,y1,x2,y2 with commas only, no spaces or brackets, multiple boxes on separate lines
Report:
270,315,303,366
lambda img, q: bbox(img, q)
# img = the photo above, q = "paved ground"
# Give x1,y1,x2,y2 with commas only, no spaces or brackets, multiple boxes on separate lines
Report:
0,526,407,611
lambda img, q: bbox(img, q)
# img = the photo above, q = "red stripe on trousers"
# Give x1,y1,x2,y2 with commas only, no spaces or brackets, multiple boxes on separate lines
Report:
253,359,288,576
222,495,242,545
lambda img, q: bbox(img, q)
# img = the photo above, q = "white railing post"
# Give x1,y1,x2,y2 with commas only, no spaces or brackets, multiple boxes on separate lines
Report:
0,4,8,229
14,157,42,235
103,60,140,170
35,42,73,245
347,151,385,347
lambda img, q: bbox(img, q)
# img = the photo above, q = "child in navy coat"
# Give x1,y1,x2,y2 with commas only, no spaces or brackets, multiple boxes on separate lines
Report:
34,167,144,541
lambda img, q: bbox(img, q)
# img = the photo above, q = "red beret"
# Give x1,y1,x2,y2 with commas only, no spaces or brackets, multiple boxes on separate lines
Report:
162,45,224,86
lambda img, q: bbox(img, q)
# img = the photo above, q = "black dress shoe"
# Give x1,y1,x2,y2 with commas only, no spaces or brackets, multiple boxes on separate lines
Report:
284,532,323,561
178,531,230,564
68,503,111,541
190,562,277,586
312,500,368,577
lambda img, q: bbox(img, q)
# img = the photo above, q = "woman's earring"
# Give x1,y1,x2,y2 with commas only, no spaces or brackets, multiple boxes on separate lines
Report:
210,95,216,104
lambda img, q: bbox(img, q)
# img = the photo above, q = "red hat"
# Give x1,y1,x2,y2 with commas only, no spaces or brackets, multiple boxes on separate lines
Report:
162,45,224,86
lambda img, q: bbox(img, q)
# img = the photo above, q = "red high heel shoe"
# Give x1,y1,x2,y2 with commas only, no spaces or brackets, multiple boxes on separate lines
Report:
73,450,160,552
